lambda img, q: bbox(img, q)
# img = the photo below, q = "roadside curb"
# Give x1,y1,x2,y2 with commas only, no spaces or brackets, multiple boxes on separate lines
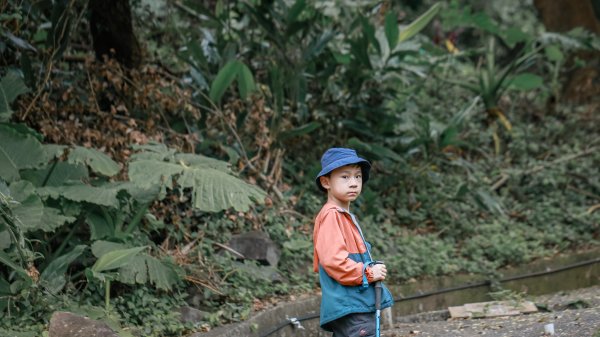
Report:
191,296,323,337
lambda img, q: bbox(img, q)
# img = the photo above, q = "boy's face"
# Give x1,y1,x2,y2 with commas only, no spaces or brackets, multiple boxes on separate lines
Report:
319,164,363,207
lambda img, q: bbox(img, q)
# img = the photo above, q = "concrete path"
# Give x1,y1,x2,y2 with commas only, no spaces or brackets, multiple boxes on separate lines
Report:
385,286,600,337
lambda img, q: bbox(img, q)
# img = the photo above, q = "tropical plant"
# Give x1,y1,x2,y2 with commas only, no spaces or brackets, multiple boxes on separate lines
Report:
179,1,443,167
442,37,543,153
1,0,599,334
0,122,267,317
86,243,148,310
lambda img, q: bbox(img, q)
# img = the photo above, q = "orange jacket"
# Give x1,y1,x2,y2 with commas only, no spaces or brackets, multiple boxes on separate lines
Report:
313,203,375,285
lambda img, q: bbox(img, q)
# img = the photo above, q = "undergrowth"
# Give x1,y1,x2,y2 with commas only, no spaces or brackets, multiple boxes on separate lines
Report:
0,0,599,335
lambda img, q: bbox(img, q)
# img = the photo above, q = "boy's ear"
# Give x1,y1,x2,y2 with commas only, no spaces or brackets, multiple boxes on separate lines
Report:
319,176,330,190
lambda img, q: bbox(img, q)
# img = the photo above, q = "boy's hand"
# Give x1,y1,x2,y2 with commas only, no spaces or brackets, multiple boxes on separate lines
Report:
370,263,387,281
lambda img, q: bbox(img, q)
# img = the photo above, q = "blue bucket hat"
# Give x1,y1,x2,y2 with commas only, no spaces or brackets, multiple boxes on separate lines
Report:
315,148,371,191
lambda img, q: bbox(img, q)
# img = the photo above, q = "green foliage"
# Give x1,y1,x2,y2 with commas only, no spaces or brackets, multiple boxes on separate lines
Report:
90,244,147,275
67,146,121,177
39,244,86,295
0,72,29,122
0,121,267,332
90,241,180,291
209,60,257,103
0,125,48,182
128,142,266,212
1,0,600,334
113,288,192,337
398,2,441,43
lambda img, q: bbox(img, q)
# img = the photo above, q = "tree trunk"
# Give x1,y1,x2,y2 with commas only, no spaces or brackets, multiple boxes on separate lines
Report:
533,0,600,34
89,0,142,68
534,0,600,104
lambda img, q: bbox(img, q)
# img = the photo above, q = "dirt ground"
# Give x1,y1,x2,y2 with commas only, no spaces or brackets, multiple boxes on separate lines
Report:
385,285,600,337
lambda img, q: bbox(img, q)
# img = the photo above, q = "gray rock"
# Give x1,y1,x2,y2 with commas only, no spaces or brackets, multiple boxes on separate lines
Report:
179,306,209,324
227,231,281,266
49,311,119,337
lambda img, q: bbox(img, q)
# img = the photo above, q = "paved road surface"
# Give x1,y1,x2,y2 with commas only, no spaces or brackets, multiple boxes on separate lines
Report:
384,286,600,337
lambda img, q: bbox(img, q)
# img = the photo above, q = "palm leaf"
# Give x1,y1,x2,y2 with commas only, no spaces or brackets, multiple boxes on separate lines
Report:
209,60,241,103
398,3,441,43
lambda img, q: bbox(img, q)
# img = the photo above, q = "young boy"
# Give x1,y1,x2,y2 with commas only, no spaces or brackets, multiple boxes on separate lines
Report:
313,147,394,337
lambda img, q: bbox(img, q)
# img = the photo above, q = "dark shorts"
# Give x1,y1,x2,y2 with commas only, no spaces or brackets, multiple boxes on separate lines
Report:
328,312,376,337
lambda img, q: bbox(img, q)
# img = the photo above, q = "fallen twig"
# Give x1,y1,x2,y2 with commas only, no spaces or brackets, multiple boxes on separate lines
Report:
523,146,598,175
184,275,223,295
212,242,245,259
491,173,509,191
567,185,600,201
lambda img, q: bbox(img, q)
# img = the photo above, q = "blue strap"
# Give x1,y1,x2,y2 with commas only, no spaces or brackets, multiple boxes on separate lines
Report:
361,263,370,291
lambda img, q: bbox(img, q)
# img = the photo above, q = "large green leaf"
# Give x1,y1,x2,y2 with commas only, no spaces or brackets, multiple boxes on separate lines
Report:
0,125,47,182
129,146,266,212
20,162,89,187
40,245,86,294
8,181,43,232
37,183,120,208
44,144,68,159
128,160,181,190
190,167,266,212
68,146,120,177
91,245,147,273
237,62,257,99
0,250,30,279
129,159,265,212
86,211,114,240
174,153,231,171
119,254,179,290
92,241,179,290
91,240,124,257
41,207,76,232
398,2,441,43
209,60,258,103
209,60,241,103
508,73,544,91
104,181,160,204
0,231,10,250
0,72,30,122
130,142,176,161
6,179,72,233
384,11,399,50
